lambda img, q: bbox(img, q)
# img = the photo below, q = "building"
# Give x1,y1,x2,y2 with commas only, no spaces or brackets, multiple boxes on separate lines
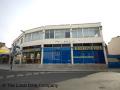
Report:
108,36,120,55
0,42,5,48
107,36,120,68
12,22,107,70
0,42,10,64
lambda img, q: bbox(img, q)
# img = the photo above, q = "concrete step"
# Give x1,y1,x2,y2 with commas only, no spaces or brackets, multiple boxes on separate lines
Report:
12,64,107,71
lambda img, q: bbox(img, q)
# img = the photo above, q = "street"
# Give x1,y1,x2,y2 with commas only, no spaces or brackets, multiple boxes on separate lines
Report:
0,69,98,90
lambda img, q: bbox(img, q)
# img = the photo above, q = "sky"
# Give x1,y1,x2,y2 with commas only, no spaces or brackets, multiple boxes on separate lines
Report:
0,0,120,48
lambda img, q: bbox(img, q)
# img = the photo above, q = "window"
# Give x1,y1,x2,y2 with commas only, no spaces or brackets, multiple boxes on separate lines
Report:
62,44,70,47
25,33,31,42
72,28,83,38
94,29,100,37
89,27,99,37
78,29,83,38
65,31,70,38
53,44,61,47
45,30,54,39
55,30,64,38
32,31,43,41
55,29,70,38
32,32,40,40
44,44,52,47
39,32,43,39
83,28,89,37
50,30,54,38
45,30,49,39
83,27,100,37
72,30,77,38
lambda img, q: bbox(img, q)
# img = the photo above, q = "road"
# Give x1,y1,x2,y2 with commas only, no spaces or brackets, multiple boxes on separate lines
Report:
0,69,98,90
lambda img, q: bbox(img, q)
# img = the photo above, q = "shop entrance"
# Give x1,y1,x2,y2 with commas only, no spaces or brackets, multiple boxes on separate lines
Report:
22,45,41,64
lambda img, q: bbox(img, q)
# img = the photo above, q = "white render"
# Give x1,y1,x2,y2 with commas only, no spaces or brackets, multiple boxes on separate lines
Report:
13,22,103,47
108,36,120,55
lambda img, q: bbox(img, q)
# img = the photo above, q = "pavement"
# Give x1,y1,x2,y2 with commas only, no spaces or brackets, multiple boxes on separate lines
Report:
0,64,10,70
48,72,120,90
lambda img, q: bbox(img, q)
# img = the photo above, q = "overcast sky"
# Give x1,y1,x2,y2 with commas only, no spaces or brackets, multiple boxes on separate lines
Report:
0,0,120,47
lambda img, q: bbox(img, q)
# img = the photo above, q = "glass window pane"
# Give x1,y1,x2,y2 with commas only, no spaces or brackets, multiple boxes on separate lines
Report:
65,31,70,38
53,44,61,47
72,28,83,38
72,30,77,38
55,29,70,38
32,32,40,40
89,30,95,37
50,30,54,38
62,44,70,47
25,33,31,42
89,27,97,37
83,28,90,37
83,27,100,37
95,31,99,37
78,28,83,38
45,30,49,39
55,30,65,38
39,32,43,39
44,44,52,47
94,30,100,37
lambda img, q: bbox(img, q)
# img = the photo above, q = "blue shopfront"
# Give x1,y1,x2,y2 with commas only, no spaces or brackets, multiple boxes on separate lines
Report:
43,43,105,64
43,44,71,64
73,43,105,64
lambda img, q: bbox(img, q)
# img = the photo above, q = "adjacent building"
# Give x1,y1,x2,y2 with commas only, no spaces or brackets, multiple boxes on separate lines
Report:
0,42,10,64
108,36,120,55
107,36,120,68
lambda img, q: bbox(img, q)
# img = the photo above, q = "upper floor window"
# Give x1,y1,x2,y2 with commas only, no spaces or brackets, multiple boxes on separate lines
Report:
83,27,100,37
39,32,43,39
32,31,40,40
45,30,54,39
65,31,70,38
32,31,43,41
55,29,70,38
72,28,83,38
24,33,31,42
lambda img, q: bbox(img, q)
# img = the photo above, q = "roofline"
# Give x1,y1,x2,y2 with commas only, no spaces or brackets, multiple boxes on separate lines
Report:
25,22,101,31
24,22,101,33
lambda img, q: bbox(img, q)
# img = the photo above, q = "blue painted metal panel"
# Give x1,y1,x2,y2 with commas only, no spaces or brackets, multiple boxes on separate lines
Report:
73,50,105,64
107,55,120,68
107,55,120,58
43,47,71,64
108,62,120,68
93,50,105,63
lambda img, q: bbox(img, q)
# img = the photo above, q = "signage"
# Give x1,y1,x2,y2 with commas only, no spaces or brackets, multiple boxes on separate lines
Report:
22,48,41,52
0,49,9,54
73,46,103,50
74,56,94,58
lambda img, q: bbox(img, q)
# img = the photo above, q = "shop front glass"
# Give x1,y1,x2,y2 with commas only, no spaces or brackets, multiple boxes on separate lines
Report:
22,45,41,64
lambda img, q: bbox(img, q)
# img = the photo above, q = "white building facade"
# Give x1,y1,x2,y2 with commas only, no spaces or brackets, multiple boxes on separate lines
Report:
12,22,107,65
